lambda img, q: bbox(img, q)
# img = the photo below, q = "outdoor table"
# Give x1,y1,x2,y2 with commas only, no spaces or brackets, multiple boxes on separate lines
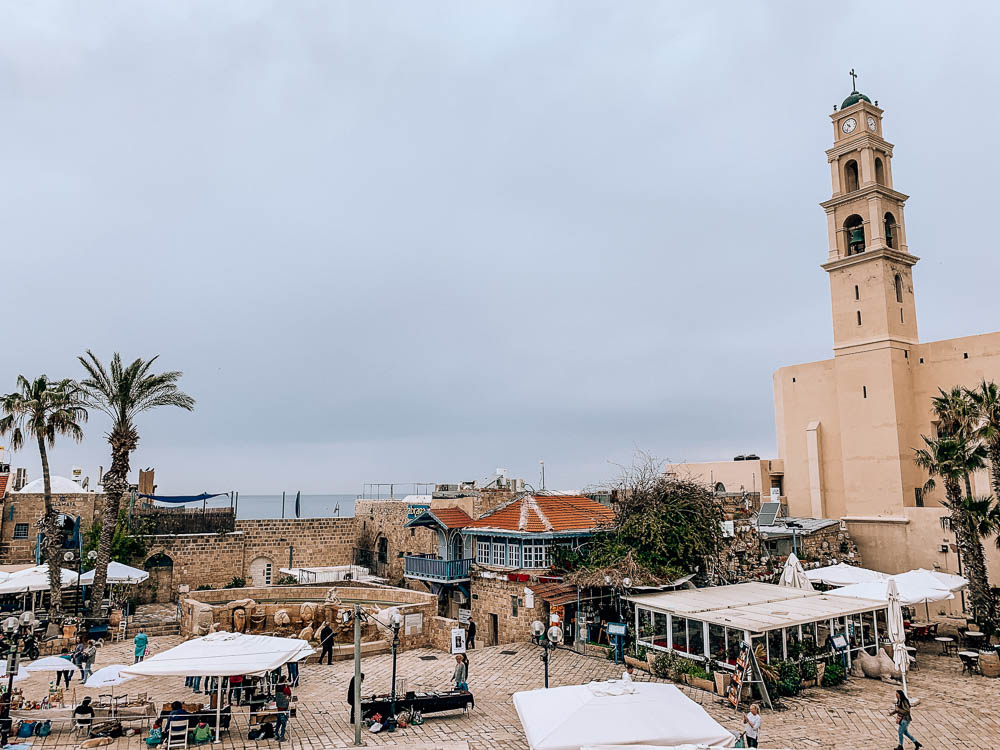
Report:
958,650,981,675
935,636,956,655
965,631,985,646
360,689,474,721
904,646,918,670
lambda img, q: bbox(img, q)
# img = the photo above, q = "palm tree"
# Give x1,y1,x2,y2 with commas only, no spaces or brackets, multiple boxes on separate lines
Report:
78,352,194,616
0,376,88,614
968,380,1000,501
914,433,996,628
932,386,980,499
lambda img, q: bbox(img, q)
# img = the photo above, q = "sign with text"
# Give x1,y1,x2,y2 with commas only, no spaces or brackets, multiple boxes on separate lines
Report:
451,627,466,654
727,640,752,709
458,608,471,624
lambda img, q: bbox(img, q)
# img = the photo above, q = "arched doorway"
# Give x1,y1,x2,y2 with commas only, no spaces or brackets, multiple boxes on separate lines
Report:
249,556,274,587
144,552,174,603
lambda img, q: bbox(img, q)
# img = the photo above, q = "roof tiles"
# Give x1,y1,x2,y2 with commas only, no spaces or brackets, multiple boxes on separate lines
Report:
467,493,614,535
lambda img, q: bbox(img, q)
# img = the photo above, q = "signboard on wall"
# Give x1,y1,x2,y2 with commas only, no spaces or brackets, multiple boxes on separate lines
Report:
451,627,467,654
407,504,430,520
727,641,752,709
524,588,534,609
458,608,471,624
404,613,423,636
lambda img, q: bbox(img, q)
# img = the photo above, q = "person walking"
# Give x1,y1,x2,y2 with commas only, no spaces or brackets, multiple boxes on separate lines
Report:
743,704,761,748
133,628,148,663
71,641,86,680
452,653,468,691
286,660,299,687
55,647,74,689
274,679,291,741
347,673,364,725
466,620,476,650
82,640,97,683
319,622,334,665
892,689,922,750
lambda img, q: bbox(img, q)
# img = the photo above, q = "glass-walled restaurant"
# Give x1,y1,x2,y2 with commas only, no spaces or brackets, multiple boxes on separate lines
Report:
627,582,889,668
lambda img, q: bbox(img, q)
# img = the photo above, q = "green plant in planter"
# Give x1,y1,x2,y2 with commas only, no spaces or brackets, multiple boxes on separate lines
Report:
774,660,802,697
821,660,846,687
689,667,712,681
799,659,818,683
633,645,648,662
652,652,677,679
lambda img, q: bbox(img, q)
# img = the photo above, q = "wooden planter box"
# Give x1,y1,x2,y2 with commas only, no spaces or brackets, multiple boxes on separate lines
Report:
688,676,715,693
586,643,612,658
647,652,657,672
624,655,648,672
813,662,826,687
714,672,731,695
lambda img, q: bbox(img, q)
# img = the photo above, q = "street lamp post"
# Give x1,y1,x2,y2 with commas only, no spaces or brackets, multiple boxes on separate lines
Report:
0,612,35,746
64,550,98,617
530,620,563,688
389,611,401,728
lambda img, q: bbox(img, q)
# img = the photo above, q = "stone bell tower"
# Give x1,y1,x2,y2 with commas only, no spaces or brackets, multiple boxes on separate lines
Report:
820,74,920,518
821,74,919,352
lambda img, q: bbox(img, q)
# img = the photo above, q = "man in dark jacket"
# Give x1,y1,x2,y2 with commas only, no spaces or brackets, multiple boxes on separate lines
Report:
467,620,476,649
347,673,364,724
319,622,335,665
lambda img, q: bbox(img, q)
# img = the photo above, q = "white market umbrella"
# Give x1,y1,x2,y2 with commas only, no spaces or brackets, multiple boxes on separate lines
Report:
514,682,736,750
805,563,888,587
833,578,954,613
79,562,149,585
0,565,78,594
85,664,135,688
123,631,313,743
777,553,814,590
919,568,968,593
0,664,29,683
24,656,75,672
886,579,909,698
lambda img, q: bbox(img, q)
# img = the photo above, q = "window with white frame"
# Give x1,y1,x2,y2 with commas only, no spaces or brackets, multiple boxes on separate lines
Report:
491,542,507,567
476,540,491,564
507,542,521,568
523,543,550,569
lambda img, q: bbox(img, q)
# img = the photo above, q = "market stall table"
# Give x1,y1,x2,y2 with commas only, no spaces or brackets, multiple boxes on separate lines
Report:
360,689,474,721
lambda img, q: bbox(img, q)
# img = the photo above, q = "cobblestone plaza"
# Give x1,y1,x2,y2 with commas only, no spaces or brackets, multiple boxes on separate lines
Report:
6,634,999,749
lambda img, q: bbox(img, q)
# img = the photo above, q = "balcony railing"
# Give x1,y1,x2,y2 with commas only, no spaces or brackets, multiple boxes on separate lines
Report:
404,556,473,581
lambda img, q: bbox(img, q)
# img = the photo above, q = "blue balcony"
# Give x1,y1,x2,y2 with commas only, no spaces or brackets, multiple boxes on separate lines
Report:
404,556,473,582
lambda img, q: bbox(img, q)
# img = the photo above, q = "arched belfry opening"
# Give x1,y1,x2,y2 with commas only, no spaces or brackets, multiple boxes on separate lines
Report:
844,214,865,255
875,157,885,186
884,212,897,249
844,160,860,192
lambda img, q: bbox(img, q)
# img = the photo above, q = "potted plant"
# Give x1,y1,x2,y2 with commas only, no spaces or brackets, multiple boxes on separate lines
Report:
61,617,78,640
687,666,715,693
625,645,648,672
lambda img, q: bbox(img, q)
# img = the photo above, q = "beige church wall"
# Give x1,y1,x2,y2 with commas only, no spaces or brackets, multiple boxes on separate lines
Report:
773,358,845,519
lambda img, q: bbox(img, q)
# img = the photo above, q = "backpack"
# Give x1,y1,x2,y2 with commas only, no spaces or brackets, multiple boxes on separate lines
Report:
35,720,52,737
17,721,36,738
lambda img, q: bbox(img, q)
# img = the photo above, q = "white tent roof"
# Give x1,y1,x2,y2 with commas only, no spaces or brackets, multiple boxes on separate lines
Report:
805,563,888,587
14,476,89,494
834,576,954,607
0,565,78,593
514,682,735,750
79,562,149,585
903,568,967,593
121,631,313,678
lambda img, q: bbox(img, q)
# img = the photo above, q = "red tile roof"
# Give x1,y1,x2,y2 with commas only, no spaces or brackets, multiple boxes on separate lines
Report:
467,493,615,534
429,507,473,530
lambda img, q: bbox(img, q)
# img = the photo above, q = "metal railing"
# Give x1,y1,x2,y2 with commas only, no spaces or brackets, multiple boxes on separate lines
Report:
403,556,473,581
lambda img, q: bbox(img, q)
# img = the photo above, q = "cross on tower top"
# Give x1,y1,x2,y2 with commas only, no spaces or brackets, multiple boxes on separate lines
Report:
849,68,858,92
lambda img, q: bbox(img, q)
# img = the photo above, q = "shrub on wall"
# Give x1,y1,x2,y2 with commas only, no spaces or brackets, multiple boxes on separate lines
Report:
223,576,247,589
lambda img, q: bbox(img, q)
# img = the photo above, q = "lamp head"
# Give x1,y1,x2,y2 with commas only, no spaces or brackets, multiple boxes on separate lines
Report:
63,551,74,562
87,550,98,561
547,625,564,644
531,620,545,637
391,611,402,628
19,611,33,627
622,577,632,589
340,611,351,624
604,575,611,585
2,618,18,635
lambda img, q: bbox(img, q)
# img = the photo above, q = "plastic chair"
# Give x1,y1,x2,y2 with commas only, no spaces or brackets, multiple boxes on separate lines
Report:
73,720,91,739
165,721,189,750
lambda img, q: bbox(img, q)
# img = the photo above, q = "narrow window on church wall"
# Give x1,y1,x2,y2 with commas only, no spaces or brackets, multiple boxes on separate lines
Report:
857,310,862,326
863,386,868,398
855,285,859,300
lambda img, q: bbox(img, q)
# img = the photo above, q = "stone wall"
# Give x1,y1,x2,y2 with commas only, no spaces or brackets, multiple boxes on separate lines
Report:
469,573,551,646
0,492,108,563
133,517,357,601
353,500,438,584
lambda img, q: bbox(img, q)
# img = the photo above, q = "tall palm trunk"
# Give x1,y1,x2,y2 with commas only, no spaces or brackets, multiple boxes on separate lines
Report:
946,477,997,627
88,431,134,616
988,441,1000,502
36,434,63,614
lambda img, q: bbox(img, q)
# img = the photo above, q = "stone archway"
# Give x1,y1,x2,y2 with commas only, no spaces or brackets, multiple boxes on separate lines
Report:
143,550,175,603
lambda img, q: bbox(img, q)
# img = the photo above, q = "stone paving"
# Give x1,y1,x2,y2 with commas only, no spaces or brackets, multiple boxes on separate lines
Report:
5,634,1000,749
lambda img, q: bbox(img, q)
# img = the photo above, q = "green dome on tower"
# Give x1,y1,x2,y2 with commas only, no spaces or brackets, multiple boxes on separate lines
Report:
841,90,872,109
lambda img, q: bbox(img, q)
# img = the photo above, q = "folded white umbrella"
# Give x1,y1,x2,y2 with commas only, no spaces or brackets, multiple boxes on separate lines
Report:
24,656,75,672
805,563,888,587
79,562,149,585
886,579,909,698
84,664,135,688
777,552,814,590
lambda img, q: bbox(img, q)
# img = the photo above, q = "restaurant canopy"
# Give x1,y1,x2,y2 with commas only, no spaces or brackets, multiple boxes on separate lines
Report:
0,565,78,593
833,577,953,607
805,563,888,587
79,562,149,585
121,631,313,678
514,682,735,750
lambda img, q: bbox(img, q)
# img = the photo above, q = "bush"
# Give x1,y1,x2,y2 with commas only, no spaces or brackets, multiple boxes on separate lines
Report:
651,652,677,679
223,576,247,589
195,584,213,591
821,660,846,687
633,644,648,662
799,659,817,683
273,574,298,586
774,660,801,697
689,667,711,681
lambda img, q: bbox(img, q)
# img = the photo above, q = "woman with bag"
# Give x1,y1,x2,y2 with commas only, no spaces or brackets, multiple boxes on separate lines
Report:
891,690,922,750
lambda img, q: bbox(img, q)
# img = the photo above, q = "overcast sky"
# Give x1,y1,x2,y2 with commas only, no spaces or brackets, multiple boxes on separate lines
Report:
2,2,1000,494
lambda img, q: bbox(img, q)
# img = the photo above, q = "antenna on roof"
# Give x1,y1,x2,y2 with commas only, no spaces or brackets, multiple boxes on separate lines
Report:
539,460,545,491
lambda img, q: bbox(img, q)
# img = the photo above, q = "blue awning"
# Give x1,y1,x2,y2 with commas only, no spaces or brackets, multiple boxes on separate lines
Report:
138,492,227,504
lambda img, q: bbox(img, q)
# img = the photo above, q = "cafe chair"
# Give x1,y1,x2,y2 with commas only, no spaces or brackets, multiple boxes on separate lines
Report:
959,651,981,676
165,722,189,750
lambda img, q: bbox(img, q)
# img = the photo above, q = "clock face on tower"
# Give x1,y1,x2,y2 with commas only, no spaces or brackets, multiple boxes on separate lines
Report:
842,117,857,134
867,116,877,132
